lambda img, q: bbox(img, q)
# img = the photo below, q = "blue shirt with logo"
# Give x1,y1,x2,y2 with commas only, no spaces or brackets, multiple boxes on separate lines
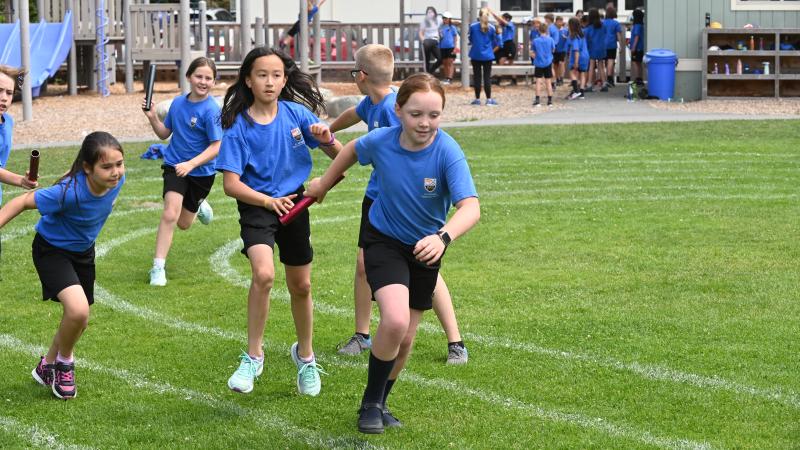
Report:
603,18,624,50
501,21,516,43
556,27,569,53
533,35,555,68
163,94,223,177
355,126,478,245
630,23,644,51
439,24,459,49
468,22,497,61
568,35,589,71
216,101,321,197
34,171,125,252
355,91,400,200
548,23,560,48
0,113,13,206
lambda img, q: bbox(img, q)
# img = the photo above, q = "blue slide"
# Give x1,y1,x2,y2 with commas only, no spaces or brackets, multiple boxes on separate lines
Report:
0,10,73,97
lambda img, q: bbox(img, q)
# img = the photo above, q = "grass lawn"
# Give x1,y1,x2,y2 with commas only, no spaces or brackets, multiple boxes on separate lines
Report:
0,120,798,449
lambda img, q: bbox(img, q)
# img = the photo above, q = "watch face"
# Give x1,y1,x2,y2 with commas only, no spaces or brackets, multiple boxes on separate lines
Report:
439,231,451,246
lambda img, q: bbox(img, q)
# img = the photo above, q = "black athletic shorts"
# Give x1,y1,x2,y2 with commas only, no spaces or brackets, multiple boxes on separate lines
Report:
495,40,517,62
440,47,456,60
362,222,440,311
236,186,313,266
534,65,553,78
554,51,566,63
631,50,644,62
357,195,374,249
162,164,215,213
606,48,617,60
32,233,95,305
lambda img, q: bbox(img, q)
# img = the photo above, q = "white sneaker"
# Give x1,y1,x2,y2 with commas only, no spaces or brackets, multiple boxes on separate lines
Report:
149,266,167,286
290,342,326,396
228,352,264,394
197,200,213,225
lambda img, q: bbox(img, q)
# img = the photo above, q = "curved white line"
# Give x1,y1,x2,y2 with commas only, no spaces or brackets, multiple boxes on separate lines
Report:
0,415,93,450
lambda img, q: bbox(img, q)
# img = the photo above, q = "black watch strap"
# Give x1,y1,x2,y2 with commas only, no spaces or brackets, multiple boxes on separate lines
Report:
437,231,451,247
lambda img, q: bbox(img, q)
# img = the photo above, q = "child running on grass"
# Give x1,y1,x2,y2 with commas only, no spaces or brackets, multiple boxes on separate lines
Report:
305,72,480,434
0,65,38,259
0,131,125,400
566,17,589,100
216,47,337,396
329,44,470,365
530,22,556,107
142,57,222,287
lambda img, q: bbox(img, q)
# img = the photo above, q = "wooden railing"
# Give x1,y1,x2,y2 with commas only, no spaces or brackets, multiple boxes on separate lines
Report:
41,0,129,41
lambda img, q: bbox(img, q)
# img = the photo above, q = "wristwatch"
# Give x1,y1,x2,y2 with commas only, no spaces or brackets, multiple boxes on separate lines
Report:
437,230,451,247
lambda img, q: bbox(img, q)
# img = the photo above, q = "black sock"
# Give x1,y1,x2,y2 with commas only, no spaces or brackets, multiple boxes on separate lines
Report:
548,96,552,102
534,96,540,102
448,340,465,349
362,352,396,406
356,332,370,340
382,378,396,407
571,80,578,91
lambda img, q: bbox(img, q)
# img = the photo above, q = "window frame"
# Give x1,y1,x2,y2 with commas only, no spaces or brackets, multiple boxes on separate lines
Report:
731,0,800,11
533,1,642,16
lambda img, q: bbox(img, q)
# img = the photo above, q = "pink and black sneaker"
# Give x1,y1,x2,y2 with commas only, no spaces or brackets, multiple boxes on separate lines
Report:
52,362,76,400
31,356,54,387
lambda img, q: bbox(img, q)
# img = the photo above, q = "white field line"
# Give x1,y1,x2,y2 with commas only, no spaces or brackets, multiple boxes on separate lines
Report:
474,172,797,182
0,334,380,450
92,228,713,448
468,152,799,161
478,184,790,197
491,193,799,206
471,166,799,178
0,415,93,450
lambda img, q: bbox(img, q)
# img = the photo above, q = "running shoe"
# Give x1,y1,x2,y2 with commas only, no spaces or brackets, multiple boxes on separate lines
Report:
31,356,54,387
337,334,372,355
149,266,167,286
532,100,541,107
290,342,326,396
469,99,481,106
358,403,384,434
52,361,76,399
486,98,498,106
227,351,264,394
446,344,469,365
568,91,582,100
197,200,213,225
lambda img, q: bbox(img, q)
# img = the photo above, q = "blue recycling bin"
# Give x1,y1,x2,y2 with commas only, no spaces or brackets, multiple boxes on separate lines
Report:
644,49,678,100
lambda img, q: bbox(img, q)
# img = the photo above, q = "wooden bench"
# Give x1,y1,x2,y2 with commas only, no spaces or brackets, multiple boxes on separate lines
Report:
490,65,536,84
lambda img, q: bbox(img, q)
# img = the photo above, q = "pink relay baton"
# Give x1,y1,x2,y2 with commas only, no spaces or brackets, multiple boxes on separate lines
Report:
279,175,345,225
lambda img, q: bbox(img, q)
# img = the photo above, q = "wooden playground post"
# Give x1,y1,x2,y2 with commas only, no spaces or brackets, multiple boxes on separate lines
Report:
299,0,307,73
198,0,207,56
255,17,264,47
123,0,133,92
179,0,190,94
20,0,32,120
461,0,470,87
68,0,78,95
312,2,320,83
239,0,250,59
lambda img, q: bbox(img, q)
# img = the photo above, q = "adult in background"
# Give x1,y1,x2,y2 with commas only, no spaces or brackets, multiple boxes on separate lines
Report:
419,6,443,75
279,0,328,51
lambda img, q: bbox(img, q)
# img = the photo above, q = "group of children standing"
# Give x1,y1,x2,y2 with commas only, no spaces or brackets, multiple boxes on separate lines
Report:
0,40,480,436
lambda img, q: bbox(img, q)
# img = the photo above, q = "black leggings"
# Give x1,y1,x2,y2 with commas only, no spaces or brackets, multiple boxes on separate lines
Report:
423,39,441,74
472,60,492,99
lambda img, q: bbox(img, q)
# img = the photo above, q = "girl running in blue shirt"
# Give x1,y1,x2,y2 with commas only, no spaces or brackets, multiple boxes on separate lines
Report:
0,131,125,400
306,73,481,434
216,47,337,396
142,57,222,287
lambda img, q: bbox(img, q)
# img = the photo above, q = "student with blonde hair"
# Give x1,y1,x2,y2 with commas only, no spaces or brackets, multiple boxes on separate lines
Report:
468,8,498,106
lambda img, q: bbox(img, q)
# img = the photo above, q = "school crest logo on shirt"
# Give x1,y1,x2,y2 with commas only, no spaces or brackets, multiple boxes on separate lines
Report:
190,116,198,128
373,120,379,129
424,177,437,193
291,127,303,142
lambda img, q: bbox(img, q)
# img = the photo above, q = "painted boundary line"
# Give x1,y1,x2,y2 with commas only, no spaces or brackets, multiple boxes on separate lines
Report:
0,415,93,450
0,334,381,450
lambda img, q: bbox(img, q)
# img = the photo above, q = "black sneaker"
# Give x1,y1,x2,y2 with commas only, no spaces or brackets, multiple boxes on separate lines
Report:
547,100,553,107
358,403,384,434
383,406,402,428
52,361,76,400
532,100,541,107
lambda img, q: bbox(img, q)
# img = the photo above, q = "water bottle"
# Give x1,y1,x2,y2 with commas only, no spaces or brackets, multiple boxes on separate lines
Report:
713,62,719,74
763,62,770,75
725,63,730,75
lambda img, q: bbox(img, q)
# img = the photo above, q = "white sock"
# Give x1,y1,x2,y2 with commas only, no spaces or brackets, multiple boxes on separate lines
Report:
153,258,166,269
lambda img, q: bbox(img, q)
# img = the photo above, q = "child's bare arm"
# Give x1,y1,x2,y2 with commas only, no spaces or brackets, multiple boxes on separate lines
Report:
0,167,37,189
328,106,360,133
142,98,172,140
0,190,36,229
175,140,221,177
221,171,297,216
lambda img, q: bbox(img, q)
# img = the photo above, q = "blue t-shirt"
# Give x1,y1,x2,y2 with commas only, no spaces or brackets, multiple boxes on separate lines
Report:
355,91,400,200
468,22,496,61
548,23,560,48
533,35,555,68
603,18,624,50
34,171,125,252
439,24,458,49
0,113,13,206
355,126,478,246
501,21,515,43
163,95,223,177
529,28,540,45
585,25,606,59
630,23,644,51
216,101,321,197
556,27,569,53
567,36,589,70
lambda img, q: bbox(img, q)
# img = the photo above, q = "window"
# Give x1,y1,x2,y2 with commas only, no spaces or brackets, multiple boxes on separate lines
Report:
732,0,800,10
538,0,573,13
626,0,645,9
500,0,532,11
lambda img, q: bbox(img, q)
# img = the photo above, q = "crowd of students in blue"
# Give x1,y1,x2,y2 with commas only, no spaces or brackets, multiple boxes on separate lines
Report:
420,5,645,106
0,35,481,435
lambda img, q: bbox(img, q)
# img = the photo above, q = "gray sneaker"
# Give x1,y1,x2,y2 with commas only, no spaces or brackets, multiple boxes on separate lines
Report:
337,334,372,355
446,344,468,365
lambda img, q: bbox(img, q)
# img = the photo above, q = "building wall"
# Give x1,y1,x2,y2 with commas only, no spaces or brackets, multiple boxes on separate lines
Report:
644,0,800,100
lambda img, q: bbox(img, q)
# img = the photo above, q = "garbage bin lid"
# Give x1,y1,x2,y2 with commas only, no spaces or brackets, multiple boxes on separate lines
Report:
646,49,677,60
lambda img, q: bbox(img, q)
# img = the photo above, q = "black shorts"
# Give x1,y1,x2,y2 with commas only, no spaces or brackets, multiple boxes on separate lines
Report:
236,187,313,266
554,51,566,63
161,164,215,213
606,48,617,60
534,65,553,78
362,222,440,311
357,195,374,249
631,50,644,62
32,233,95,305
494,40,516,62
440,47,455,60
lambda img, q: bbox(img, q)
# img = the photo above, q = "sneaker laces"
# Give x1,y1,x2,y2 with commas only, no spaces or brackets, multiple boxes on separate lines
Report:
448,345,464,359
57,367,74,383
298,361,328,385
236,352,260,378
337,335,360,350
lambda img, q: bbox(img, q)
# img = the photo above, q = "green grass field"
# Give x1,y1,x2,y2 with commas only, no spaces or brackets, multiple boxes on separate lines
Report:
0,120,798,449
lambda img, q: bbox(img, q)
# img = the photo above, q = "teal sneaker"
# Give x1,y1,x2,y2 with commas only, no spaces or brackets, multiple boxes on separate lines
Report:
227,351,264,394
149,266,167,286
197,200,213,225
290,342,326,396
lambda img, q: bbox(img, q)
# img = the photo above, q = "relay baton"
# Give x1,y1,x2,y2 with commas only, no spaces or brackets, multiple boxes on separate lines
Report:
27,149,40,182
143,64,157,111
279,174,345,225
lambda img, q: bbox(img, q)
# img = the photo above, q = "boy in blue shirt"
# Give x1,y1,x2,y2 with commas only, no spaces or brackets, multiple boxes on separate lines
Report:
544,14,560,90
603,5,625,88
553,16,569,86
630,9,645,85
437,11,460,84
530,22,556,107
